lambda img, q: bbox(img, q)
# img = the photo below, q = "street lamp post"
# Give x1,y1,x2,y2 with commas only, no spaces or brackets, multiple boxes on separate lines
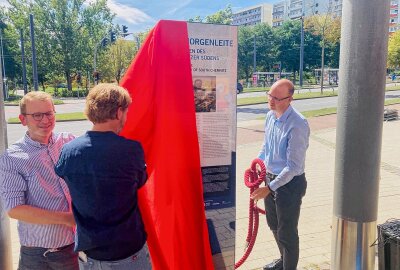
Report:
253,35,256,74
29,14,39,91
20,29,28,95
0,28,7,99
299,0,305,87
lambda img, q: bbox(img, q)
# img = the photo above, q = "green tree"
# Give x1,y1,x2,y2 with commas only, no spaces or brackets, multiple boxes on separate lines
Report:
275,20,302,83
388,30,400,68
305,14,341,92
238,26,255,82
98,39,136,83
0,16,22,89
5,0,114,91
189,5,233,24
253,23,278,73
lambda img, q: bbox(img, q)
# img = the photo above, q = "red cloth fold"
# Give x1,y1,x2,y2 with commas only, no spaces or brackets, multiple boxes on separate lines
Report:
120,20,214,270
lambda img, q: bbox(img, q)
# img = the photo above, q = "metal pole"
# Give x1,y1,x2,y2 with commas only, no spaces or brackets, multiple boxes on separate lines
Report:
331,0,390,269
93,45,97,73
29,14,38,91
0,29,7,99
135,35,140,52
20,29,28,94
0,44,13,270
87,70,90,91
93,45,98,85
253,35,256,74
299,1,305,88
320,45,325,94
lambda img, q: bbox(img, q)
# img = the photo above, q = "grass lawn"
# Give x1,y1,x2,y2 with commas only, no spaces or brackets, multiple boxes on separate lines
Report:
8,112,86,124
256,98,400,120
5,99,64,106
238,91,336,106
239,85,400,106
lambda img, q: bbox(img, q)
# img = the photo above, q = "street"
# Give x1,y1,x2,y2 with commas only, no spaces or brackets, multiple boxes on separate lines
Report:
238,90,400,122
5,91,400,143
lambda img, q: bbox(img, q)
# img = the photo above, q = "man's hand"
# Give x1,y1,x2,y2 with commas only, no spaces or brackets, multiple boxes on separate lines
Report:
250,186,271,201
8,205,76,227
62,212,76,227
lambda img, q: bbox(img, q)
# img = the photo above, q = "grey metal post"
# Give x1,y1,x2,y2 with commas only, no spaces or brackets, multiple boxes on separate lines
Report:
93,45,97,73
29,14,38,91
87,70,90,91
135,35,140,52
0,46,13,270
20,29,28,94
0,29,7,99
299,0,305,87
253,35,256,74
331,0,390,269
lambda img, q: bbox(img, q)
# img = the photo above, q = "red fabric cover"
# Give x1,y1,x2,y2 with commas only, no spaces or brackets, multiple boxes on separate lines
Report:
119,20,214,270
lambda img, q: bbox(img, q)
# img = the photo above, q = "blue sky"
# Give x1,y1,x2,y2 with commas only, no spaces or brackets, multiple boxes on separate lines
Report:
0,0,279,32
108,0,280,32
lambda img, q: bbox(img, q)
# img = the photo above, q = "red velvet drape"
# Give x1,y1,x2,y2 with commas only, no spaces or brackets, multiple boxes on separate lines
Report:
119,20,214,270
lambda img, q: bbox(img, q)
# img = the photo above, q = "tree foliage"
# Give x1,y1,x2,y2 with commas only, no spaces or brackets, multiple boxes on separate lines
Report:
4,0,114,91
98,39,136,83
388,31,400,68
0,13,21,85
189,5,233,24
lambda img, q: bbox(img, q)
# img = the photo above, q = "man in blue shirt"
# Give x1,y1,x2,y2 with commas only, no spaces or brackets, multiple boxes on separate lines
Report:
55,83,151,270
251,79,310,270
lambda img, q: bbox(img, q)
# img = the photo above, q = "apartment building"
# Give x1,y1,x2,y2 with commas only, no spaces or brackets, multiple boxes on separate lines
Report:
232,4,273,26
390,0,400,33
272,0,343,27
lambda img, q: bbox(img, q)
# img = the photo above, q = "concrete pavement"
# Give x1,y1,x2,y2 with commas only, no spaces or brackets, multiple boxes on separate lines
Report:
5,104,400,270
235,104,400,270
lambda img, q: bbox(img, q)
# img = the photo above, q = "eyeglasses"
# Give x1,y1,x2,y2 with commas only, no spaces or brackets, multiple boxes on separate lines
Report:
267,93,292,102
24,111,56,121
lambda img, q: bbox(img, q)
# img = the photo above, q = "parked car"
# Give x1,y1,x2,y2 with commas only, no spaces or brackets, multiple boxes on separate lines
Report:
237,82,243,94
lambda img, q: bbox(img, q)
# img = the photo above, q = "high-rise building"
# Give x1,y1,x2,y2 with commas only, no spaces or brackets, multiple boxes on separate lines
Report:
272,0,343,27
389,0,400,34
232,4,273,26
272,1,288,27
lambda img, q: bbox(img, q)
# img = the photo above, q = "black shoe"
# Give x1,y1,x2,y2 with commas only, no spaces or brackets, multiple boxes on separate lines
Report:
263,258,283,270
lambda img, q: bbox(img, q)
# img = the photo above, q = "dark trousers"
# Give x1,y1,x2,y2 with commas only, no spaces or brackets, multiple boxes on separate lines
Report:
18,243,78,270
264,174,307,270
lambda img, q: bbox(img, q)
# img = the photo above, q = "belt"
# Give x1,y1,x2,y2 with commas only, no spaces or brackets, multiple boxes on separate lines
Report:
22,243,74,257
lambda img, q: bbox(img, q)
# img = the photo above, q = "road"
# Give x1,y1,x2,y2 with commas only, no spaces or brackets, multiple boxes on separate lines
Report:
5,91,400,143
238,82,400,98
237,90,400,122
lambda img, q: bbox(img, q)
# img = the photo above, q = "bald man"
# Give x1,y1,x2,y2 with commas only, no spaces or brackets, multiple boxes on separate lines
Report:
251,79,310,270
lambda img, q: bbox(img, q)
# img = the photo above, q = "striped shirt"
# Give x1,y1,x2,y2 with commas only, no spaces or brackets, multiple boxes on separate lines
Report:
0,132,75,248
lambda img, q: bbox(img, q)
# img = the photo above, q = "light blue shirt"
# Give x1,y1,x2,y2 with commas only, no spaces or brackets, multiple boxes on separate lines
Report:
258,105,310,191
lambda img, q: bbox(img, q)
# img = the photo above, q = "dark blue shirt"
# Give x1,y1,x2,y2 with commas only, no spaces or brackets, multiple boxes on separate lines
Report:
55,131,147,260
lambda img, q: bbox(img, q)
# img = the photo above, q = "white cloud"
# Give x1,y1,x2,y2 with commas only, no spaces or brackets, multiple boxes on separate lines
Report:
108,0,154,25
163,0,192,16
0,0,10,8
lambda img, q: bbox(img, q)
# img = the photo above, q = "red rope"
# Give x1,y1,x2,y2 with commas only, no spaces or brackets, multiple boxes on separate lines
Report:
235,158,266,269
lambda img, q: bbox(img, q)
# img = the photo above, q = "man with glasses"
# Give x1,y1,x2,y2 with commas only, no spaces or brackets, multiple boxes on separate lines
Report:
0,91,78,270
251,79,310,270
